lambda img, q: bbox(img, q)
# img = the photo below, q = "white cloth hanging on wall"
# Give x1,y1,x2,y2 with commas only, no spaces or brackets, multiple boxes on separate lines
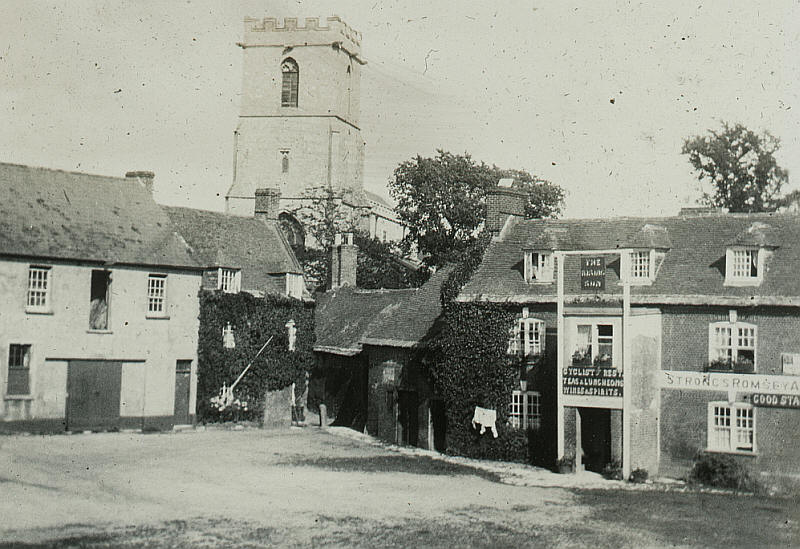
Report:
471,406,498,438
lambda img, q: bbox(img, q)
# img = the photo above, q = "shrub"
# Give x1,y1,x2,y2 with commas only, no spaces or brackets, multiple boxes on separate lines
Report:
601,460,624,480
629,468,649,484
689,452,758,491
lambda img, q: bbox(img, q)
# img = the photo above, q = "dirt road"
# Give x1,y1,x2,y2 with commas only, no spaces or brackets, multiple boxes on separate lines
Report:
0,428,796,548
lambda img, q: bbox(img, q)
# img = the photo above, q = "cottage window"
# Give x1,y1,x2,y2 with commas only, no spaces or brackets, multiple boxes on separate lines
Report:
630,251,651,279
6,344,31,395
281,58,299,107
709,320,756,369
707,402,755,453
524,251,553,283
89,270,111,330
509,390,541,430
147,274,167,315
725,247,762,286
26,266,51,311
572,323,614,367
218,268,241,294
508,313,545,357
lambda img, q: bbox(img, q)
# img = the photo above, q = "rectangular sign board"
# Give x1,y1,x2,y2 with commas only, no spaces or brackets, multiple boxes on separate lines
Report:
580,257,605,291
661,371,800,395
563,366,622,398
751,393,800,409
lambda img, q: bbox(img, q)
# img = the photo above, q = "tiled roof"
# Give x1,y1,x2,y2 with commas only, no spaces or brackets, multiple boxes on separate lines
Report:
460,213,800,306
314,287,416,355
164,207,303,292
362,266,453,348
0,163,198,268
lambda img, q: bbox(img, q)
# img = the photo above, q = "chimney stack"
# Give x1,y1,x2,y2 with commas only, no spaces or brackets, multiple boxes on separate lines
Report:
125,171,155,195
486,178,527,234
330,232,357,289
254,188,281,221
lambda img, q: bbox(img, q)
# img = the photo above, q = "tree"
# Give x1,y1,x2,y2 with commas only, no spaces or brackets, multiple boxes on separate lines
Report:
389,150,565,268
682,122,789,212
289,186,426,291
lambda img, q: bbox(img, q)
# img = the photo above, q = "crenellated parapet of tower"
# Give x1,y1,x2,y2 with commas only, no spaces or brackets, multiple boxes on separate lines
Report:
242,16,362,58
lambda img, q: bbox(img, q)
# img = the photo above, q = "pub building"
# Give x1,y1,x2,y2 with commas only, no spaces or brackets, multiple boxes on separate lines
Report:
458,184,800,480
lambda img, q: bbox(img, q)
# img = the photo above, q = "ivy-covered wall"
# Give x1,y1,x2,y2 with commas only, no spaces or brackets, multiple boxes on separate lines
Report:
428,301,556,465
197,291,315,423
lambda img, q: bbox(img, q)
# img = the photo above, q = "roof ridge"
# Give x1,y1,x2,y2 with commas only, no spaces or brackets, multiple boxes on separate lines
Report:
0,161,129,182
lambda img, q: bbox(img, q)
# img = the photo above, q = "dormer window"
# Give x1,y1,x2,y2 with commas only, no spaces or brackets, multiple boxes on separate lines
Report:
725,247,762,286
630,250,651,280
524,251,553,283
218,268,241,293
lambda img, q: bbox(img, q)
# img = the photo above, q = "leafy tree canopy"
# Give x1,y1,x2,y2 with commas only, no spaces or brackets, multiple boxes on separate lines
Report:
682,122,789,212
389,150,565,268
289,186,426,292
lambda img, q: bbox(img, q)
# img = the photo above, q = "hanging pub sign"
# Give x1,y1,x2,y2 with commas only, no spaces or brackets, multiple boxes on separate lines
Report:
581,257,605,290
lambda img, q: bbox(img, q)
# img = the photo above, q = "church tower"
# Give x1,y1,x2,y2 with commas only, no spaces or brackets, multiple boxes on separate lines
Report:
225,16,366,220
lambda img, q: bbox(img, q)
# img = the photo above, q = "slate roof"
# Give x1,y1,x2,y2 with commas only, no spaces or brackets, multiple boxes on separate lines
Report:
0,163,198,268
362,266,453,348
314,287,416,355
164,206,303,291
459,213,800,306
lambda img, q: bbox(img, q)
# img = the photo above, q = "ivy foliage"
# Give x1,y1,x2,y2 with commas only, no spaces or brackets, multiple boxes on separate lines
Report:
429,301,533,461
197,291,315,423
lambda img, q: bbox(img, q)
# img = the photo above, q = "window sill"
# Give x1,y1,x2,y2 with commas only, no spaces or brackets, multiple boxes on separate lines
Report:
25,308,53,315
4,394,33,401
145,314,170,320
526,279,554,285
626,278,654,286
704,448,758,458
724,278,762,287
86,329,113,335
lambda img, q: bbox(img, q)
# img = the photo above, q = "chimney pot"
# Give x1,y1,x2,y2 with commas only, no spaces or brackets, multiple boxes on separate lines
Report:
125,171,155,195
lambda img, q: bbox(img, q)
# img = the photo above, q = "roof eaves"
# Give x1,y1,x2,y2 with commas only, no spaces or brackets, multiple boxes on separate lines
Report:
313,344,362,356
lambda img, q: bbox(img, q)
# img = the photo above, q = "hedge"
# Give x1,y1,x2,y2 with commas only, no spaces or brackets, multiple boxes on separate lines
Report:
197,291,315,423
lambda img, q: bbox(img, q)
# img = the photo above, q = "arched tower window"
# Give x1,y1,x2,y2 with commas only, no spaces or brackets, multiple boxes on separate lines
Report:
281,58,299,107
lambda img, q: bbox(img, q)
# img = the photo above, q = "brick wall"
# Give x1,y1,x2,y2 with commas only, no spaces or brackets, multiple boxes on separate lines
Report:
659,306,800,478
486,188,526,233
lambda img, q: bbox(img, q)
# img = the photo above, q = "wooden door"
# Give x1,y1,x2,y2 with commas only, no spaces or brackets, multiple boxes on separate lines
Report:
66,360,122,432
174,360,192,425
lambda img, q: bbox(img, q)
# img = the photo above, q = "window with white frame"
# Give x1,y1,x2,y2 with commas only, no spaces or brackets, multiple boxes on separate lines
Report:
707,402,755,453
26,266,51,310
725,247,761,286
630,250,651,280
509,390,541,430
709,319,756,368
7,344,31,395
147,274,167,315
218,268,241,294
508,312,545,357
524,251,553,283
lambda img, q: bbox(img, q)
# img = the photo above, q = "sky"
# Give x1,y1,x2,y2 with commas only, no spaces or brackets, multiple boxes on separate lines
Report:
1,1,799,218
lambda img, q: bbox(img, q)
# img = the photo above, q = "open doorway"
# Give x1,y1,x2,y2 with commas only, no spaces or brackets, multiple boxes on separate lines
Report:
579,407,611,473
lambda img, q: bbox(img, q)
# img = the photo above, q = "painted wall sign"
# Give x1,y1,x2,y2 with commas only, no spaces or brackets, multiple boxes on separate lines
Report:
751,393,800,409
580,257,605,291
563,366,623,397
660,370,800,396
